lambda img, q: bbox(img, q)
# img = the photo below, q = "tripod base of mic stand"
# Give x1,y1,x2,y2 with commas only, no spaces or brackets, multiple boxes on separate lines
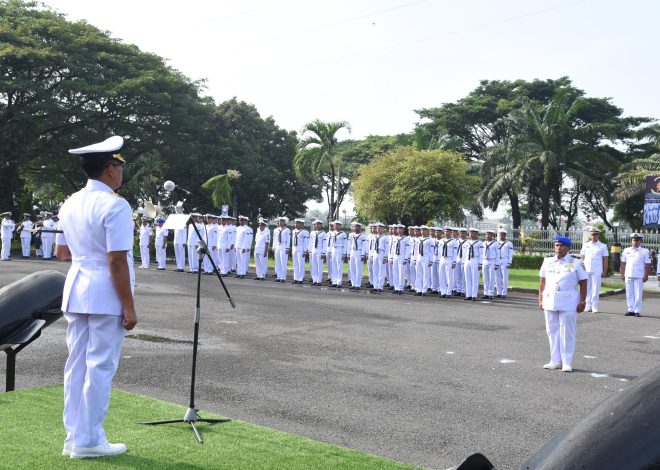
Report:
140,407,231,444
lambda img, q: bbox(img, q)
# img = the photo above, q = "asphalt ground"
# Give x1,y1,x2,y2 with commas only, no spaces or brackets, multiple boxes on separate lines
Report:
1,259,659,470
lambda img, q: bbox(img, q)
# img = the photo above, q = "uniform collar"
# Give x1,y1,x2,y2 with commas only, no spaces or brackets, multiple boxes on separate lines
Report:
554,254,573,262
85,179,114,193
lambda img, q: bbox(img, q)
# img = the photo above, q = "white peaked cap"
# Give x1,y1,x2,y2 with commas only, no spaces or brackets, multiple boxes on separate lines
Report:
68,136,123,154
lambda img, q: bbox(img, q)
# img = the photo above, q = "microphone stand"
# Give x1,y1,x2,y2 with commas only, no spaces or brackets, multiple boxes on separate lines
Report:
141,214,235,444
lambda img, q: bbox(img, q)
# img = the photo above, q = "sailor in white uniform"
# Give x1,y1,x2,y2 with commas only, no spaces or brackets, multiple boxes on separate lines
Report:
154,217,168,270
55,135,136,458
1,211,15,260
494,228,513,298
19,213,33,258
203,214,218,274
366,223,375,288
462,228,483,301
538,236,587,372
329,221,348,288
414,225,434,295
173,219,187,272
391,224,410,294
368,222,389,293
308,220,326,285
291,218,310,284
273,216,291,282
347,221,367,290
254,218,270,280
138,217,152,269
41,211,56,259
436,226,458,298
481,229,498,299
620,233,652,317
453,228,469,296
235,216,253,278
187,213,202,273
579,227,609,312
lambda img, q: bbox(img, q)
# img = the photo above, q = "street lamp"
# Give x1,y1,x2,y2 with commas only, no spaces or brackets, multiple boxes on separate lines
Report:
342,209,347,226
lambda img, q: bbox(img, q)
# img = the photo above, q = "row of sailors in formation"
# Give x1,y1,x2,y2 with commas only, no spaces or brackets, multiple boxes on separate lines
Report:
136,213,514,299
0,211,60,261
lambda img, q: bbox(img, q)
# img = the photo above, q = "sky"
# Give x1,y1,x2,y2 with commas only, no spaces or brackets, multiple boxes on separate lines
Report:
40,0,660,216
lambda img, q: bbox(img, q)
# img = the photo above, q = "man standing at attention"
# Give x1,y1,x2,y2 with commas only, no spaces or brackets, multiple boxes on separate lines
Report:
273,217,290,282
56,135,137,458
620,233,651,317
154,217,168,271
579,227,609,313
138,217,152,269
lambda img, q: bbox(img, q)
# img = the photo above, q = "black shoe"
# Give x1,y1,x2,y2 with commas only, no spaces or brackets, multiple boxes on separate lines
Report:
471,297,476,301
387,286,394,291
370,289,378,294
335,284,342,289
274,279,280,282
496,295,502,298
635,312,641,317
625,311,635,316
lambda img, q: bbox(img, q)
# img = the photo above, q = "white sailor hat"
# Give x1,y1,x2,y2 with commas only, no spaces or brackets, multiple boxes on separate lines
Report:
68,135,126,164
589,226,601,234
631,232,643,240
485,228,496,234
204,213,212,218
23,213,31,216
239,215,249,221
191,212,202,217
258,218,268,224
294,218,305,224
443,226,452,231
468,227,479,232
459,227,468,232
429,226,437,231
277,216,288,223
352,221,362,227
375,222,385,227
1,211,11,216
497,228,507,234
333,220,343,225
420,225,429,230
312,219,323,224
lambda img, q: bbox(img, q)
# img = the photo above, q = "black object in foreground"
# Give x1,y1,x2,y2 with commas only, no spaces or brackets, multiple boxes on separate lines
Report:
0,270,65,392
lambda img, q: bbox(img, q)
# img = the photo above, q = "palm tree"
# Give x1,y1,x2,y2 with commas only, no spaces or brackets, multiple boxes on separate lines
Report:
202,169,241,212
614,124,660,201
293,119,351,222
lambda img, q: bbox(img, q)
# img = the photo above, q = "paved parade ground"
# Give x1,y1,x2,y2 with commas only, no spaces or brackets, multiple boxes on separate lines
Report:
2,260,660,469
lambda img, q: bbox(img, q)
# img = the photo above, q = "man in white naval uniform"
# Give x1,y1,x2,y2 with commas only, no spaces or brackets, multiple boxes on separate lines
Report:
138,217,152,269
369,222,389,293
273,217,291,282
41,211,57,259
391,224,410,295
173,220,187,272
365,223,375,288
19,213,33,258
462,228,483,301
407,226,419,291
186,213,202,273
538,236,587,372
620,233,652,317
227,216,237,273
235,216,253,278
154,217,168,270
291,218,310,284
308,220,327,286
217,216,230,275
579,227,609,312
202,215,218,275
325,222,337,285
55,135,137,458
347,222,367,290
1,211,15,260
414,226,434,295
329,221,348,288
385,224,396,289
494,228,513,298
481,229,498,299
254,218,270,280
453,228,469,296
436,226,457,298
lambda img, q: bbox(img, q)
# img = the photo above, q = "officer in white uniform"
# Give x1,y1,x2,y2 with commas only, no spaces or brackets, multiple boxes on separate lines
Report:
538,236,587,372
481,229,498,299
291,218,310,284
154,217,168,270
454,228,469,296
235,216,253,278
407,226,419,290
138,217,152,269
326,222,337,285
436,226,458,298
620,233,652,317
1,211,15,260
55,135,136,458
494,228,513,298
186,213,202,273
369,222,389,293
414,226,434,295
463,228,483,301
365,223,375,288
273,216,291,282
173,219,187,272
41,211,56,259
202,215,218,274
217,216,231,275
19,213,33,258
227,216,237,273
579,227,609,312
347,221,367,290
309,219,327,286
254,218,271,280
330,221,347,288
391,224,410,294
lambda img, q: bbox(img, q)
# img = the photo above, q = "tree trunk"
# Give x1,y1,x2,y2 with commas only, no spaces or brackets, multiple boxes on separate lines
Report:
507,189,521,229
540,184,551,229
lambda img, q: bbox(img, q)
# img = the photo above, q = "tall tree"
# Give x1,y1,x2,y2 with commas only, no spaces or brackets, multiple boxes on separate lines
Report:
293,119,351,222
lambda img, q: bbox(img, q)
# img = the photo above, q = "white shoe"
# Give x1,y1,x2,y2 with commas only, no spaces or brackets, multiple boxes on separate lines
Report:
592,308,599,313
584,306,592,312
70,441,127,459
562,364,573,372
62,441,73,456
543,362,562,370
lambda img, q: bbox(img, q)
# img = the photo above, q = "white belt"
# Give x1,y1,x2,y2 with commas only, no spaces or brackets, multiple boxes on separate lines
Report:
72,255,109,267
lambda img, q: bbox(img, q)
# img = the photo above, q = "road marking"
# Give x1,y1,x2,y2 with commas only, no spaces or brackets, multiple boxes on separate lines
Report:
643,336,660,339
591,373,610,378
583,355,597,359
220,320,237,324
499,359,515,364
619,378,629,382
446,351,455,355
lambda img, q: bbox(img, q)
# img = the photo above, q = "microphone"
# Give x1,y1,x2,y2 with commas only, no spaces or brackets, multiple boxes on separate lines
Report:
163,180,191,195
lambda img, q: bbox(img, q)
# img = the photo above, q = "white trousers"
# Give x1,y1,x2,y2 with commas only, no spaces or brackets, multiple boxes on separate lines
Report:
42,236,54,259
372,255,387,289
140,244,150,268
187,244,200,272
408,259,416,287
367,256,374,285
237,249,250,275
454,262,465,293
464,260,480,298
21,237,31,257
292,251,305,281
415,258,431,293
431,260,439,291
586,272,602,309
274,248,288,280
385,261,392,286
63,313,126,447
255,252,268,278
174,244,186,270
229,249,237,271
156,245,166,269
392,257,407,291
1,238,11,260
438,259,454,295
332,253,344,285
349,254,363,287
482,262,495,296
310,253,324,283
495,264,509,296
326,251,335,282
203,249,214,273
544,309,577,366
625,277,644,314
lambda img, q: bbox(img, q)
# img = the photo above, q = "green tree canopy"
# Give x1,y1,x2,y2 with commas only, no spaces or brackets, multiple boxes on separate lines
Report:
352,146,479,226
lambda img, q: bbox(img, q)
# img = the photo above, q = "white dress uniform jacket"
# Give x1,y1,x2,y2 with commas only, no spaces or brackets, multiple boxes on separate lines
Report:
309,230,327,283
329,230,347,285
235,225,254,276
462,239,483,298
495,239,514,296
254,226,271,279
19,220,33,257
273,226,291,281
348,232,368,287
369,234,389,290
436,238,457,296
580,240,608,310
1,218,16,260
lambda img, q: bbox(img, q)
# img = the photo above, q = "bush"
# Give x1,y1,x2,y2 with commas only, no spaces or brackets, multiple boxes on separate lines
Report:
511,254,545,270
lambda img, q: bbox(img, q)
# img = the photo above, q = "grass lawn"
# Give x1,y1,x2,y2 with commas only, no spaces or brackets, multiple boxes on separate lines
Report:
508,269,624,291
0,385,417,470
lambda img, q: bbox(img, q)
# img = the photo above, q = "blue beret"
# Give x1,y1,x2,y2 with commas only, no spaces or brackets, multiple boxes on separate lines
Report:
554,235,572,247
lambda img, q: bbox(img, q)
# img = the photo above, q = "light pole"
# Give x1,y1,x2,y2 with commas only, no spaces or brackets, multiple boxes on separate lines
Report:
342,209,347,226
